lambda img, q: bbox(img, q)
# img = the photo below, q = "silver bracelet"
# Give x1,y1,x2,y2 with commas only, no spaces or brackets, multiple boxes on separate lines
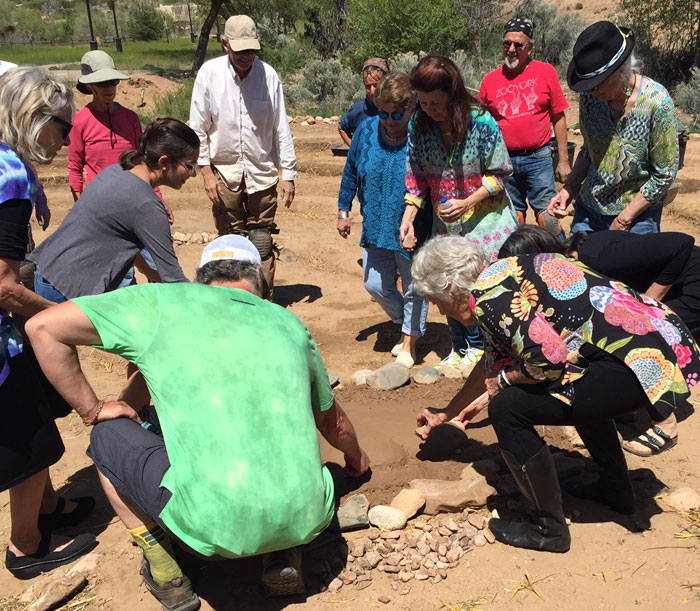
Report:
499,370,512,388
337,211,349,219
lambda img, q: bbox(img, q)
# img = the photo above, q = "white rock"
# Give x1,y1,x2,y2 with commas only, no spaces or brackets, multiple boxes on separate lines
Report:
368,505,408,531
663,487,700,512
351,369,373,385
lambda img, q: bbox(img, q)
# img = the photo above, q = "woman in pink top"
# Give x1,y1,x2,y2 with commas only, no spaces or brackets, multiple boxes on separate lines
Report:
68,51,171,282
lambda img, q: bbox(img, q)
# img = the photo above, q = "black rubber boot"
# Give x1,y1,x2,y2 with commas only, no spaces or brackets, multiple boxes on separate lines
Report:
564,420,635,515
489,445,571,553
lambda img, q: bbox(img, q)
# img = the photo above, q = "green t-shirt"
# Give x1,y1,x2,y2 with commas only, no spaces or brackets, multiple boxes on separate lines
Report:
74,283,335,558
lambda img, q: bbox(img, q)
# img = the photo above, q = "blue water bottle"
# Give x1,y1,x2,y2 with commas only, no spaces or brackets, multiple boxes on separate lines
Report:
439,197,461,235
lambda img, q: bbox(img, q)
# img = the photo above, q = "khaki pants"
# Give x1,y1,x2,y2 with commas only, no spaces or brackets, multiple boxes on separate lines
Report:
212,172,278,293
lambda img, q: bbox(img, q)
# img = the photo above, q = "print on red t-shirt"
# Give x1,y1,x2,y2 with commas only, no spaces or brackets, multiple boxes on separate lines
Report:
479,60,568,152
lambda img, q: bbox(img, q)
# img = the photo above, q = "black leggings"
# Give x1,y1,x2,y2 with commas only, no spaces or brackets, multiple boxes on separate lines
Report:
490,346,651,464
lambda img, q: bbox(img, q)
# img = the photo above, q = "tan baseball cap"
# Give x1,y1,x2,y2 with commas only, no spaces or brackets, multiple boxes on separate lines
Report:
223,15,261,52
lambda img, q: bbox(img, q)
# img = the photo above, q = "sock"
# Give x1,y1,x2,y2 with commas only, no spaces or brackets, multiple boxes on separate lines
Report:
129,522,183,586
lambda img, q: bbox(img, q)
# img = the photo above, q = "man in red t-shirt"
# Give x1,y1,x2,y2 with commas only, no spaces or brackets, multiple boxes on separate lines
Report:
479,18,570,237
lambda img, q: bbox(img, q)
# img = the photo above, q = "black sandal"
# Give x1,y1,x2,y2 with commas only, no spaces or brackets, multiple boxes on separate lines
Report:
623,425,678,457
37,496,96,531
5,531,97,580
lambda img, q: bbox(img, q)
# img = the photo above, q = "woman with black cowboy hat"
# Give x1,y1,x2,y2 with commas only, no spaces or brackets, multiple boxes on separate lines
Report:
548,21,679,235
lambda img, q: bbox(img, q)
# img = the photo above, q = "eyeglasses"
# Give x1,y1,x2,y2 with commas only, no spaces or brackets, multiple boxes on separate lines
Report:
179,161,197,175
51,116,73,140
94,80,120,88
503,41,526,49
232,49,257,56
378,110,404,121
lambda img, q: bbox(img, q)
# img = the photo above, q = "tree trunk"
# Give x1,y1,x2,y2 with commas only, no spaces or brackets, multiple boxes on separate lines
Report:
191,0,223,76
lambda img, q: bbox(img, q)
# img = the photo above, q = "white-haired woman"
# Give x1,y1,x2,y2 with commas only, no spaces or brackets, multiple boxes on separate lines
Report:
0,66,96,579
413,235,699,552
548,21,678,234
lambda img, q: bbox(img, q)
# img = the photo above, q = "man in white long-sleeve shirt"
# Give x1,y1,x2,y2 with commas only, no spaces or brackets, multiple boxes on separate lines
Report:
189,15,298,294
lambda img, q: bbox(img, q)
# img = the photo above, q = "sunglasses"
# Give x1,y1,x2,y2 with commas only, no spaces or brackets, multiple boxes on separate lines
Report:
94,80,120,88
51,116,73,139
378,110,404,121
232,49,257,56
503,41,526,49
179,161,197,175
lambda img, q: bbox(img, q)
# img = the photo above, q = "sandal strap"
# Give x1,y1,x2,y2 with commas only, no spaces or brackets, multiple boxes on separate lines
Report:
635,431,664,453
651,425,674,442
34,529,52,557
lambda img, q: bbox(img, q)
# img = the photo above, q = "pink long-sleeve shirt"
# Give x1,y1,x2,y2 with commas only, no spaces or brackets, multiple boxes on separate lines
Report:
67,104,143,194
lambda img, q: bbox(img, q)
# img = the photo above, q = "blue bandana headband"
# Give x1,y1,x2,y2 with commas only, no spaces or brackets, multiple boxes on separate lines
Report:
575,27,630,80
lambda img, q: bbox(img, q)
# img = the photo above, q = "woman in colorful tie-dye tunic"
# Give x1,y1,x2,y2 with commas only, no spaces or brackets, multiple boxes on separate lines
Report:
399,57,518,369
411,235,699,553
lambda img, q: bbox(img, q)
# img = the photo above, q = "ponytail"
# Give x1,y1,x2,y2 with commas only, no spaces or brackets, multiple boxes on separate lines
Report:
120,117,199,171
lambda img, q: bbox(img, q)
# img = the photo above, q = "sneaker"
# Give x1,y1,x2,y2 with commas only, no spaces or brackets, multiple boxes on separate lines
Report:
461,347,484,365
141,558,200,611
262,548,305,597
390,340,404,357
395,350,416,368
436,349,464,368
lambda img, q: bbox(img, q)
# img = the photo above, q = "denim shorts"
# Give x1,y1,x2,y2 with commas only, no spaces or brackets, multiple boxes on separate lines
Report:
570,200,662,235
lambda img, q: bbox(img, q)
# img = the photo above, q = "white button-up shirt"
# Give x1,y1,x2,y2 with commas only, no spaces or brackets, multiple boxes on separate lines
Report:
190,55,298,194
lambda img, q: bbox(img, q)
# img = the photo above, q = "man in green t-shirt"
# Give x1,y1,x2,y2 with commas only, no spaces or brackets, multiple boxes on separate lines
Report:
26,236,369,611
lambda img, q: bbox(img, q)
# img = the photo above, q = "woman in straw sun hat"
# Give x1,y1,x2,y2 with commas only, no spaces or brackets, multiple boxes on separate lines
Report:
548,21,679,235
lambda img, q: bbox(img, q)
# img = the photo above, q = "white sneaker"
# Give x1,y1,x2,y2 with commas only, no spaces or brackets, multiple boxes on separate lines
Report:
437,349,464,368
396,350,416,368
461,347,484,365
391,340,404,357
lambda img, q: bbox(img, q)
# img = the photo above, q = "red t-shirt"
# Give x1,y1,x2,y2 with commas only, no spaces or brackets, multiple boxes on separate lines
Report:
478,60,568,152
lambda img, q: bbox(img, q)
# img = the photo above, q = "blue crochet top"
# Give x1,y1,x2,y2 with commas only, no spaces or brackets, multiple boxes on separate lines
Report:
337,116,409,258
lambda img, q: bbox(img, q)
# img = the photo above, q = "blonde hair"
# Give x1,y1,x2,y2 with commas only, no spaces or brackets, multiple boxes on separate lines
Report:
374,72,415,111
0,66,74,164
412,235,491,302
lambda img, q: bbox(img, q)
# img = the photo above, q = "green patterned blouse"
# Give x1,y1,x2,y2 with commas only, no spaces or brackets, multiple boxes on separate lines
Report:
577,77,678,216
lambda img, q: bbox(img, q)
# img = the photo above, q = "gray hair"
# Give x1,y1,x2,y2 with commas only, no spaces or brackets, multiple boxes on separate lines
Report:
195,259,262,296
613,51,643,88
0,66,74,164
411,235,491,302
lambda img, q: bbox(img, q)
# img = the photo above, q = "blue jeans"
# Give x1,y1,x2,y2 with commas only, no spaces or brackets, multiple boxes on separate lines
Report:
34,272,67,303
363,246,428,337
119,249,157,288
506,146,557,217
447,317,484,353
570,200,662,235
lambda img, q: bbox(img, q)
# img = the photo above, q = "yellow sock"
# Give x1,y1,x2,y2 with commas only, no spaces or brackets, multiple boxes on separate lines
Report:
129,522,183,586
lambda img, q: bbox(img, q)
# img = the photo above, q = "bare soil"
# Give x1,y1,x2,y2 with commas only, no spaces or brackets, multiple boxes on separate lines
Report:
1,86,700,611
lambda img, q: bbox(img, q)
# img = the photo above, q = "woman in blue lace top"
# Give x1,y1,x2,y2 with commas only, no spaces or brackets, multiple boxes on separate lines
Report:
337,72,428,368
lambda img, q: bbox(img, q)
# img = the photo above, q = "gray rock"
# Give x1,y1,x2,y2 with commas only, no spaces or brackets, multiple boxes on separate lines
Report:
409,478,496,514
368,505,408,530
278,247,298,262
413,367,440,385
365,551,382,568
366,363,410,390
327,373,340,388
337,494,370,531
351,369,373,385
552,453,585,479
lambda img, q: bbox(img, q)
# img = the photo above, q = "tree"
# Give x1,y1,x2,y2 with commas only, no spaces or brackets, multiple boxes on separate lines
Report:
127,3,165,40
191,0,223,75
13,6,47,41
512,0,586,71
303,0,347,59
456,0,503,72
345,0,468,66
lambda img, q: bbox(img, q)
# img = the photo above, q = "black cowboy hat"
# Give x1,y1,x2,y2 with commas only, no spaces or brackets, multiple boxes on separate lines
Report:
567,21,635,92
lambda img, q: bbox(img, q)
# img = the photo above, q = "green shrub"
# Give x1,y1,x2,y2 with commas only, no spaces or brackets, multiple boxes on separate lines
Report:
575,2,583,9
137,79,192,124
284,59,363,116
127,5,165,42
675,67,700,132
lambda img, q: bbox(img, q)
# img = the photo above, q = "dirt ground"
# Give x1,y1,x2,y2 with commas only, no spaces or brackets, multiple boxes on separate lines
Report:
1,90,700,611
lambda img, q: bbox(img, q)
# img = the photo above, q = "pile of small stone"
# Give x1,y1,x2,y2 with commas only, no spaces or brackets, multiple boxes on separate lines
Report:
321,510,495,595
289,115,340,126
172,231,215,245
350,361,478,390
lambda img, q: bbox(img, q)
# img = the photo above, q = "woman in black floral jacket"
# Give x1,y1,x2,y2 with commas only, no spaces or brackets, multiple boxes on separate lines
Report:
412,235,700,553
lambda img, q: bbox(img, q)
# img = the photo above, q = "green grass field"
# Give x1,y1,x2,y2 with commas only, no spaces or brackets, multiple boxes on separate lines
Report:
0,38,220,74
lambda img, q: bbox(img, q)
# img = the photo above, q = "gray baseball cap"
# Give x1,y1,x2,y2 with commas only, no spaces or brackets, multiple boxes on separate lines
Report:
77,50,128,94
